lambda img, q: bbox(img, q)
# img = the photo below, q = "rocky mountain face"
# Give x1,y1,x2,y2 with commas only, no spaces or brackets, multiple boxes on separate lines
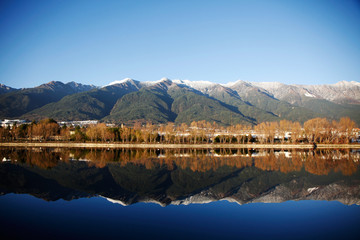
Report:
65,81,97,93
250,80,360,105
1,79,359,125
245,80,360,124
35,81,96,93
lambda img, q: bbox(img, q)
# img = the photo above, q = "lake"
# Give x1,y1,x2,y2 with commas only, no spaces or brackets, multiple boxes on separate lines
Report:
1,147,359,239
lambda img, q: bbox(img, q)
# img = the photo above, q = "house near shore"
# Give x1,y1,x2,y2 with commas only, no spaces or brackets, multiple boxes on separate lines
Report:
58,120,98,128
0,119,29,129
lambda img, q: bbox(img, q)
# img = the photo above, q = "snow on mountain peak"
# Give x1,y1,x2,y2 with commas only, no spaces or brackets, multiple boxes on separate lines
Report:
173,79,216,89
153,77,172,84
350,81,360,86
223,80,249,87
304,91,316,98
252,81,284,89
334,80,360,87
104,78,133,87
141,78,173,86
0,83,12,90
102,78,359,105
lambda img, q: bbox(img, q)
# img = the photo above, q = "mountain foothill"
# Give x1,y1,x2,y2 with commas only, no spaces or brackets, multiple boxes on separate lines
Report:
0,78,359,126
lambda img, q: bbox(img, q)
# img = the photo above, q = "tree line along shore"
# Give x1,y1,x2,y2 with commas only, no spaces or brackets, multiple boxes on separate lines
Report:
0,117,359,145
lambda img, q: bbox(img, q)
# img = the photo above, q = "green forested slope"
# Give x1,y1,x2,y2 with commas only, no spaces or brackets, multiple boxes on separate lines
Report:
23,83,138,120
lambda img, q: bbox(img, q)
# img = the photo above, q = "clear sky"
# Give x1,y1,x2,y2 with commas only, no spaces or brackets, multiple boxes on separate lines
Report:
1,0,360,88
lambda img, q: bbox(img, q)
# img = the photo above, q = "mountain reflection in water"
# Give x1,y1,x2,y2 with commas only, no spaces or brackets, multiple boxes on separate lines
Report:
0,147,359,206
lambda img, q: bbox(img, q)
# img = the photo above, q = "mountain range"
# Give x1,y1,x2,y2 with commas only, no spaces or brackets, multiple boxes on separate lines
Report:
0,79,359,125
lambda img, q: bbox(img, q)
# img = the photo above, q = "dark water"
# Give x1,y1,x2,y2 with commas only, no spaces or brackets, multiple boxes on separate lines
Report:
0,147,359,239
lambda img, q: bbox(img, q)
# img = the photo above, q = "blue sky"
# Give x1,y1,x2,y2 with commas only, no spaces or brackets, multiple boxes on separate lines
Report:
1,0,360,88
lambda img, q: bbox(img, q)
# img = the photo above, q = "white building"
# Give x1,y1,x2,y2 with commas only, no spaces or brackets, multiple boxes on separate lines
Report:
58,120,98,127
0,119,28,129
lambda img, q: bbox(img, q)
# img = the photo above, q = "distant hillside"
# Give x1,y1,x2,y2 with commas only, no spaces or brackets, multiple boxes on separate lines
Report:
105,88,176,124
225,81,319,123
248,80,360,123
24,81,138,121
104,80,254,125
1,78,359,125
168,85,254,125
0,81,96,118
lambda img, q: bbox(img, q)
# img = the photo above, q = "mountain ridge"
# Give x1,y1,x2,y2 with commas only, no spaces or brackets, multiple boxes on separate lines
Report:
1,79,359,125
0,81,97,118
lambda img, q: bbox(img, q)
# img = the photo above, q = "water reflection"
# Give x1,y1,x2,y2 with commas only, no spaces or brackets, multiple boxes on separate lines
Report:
0,147,359,205
1,148,359,175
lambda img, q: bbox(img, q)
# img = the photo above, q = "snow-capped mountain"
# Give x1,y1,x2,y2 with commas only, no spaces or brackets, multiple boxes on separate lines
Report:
105,78,137,87
301,81,360,104
36,81,97,93
0,83,16,94
250,80,360,105
66,81,97,93
1,78,359,125
173,79,217,92
155,78,359,105
89,78,360,124
128,78,360,105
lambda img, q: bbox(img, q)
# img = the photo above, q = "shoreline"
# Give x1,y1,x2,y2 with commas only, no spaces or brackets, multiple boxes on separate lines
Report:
1,142,359,149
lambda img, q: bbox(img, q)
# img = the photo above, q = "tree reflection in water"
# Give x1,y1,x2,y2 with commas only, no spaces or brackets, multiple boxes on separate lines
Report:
0,147,359,206
0,147,358,176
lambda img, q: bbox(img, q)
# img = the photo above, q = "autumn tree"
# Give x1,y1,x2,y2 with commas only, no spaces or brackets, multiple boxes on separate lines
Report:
121,126,131,143
165,122,174,143
72,126,86,142
30,119,60,141
97,123,113,142
289,121,302,143
338,117,356,143
86,124,98,142
60,125,71,141
254,122,266,144
0,127,10,142
234,124,244,144
278,120,291,143
304,118,330,143
180,123,188,143
14,124,28,140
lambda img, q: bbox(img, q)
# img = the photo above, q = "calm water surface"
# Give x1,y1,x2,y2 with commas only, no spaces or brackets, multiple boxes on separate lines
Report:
1,148,359,239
